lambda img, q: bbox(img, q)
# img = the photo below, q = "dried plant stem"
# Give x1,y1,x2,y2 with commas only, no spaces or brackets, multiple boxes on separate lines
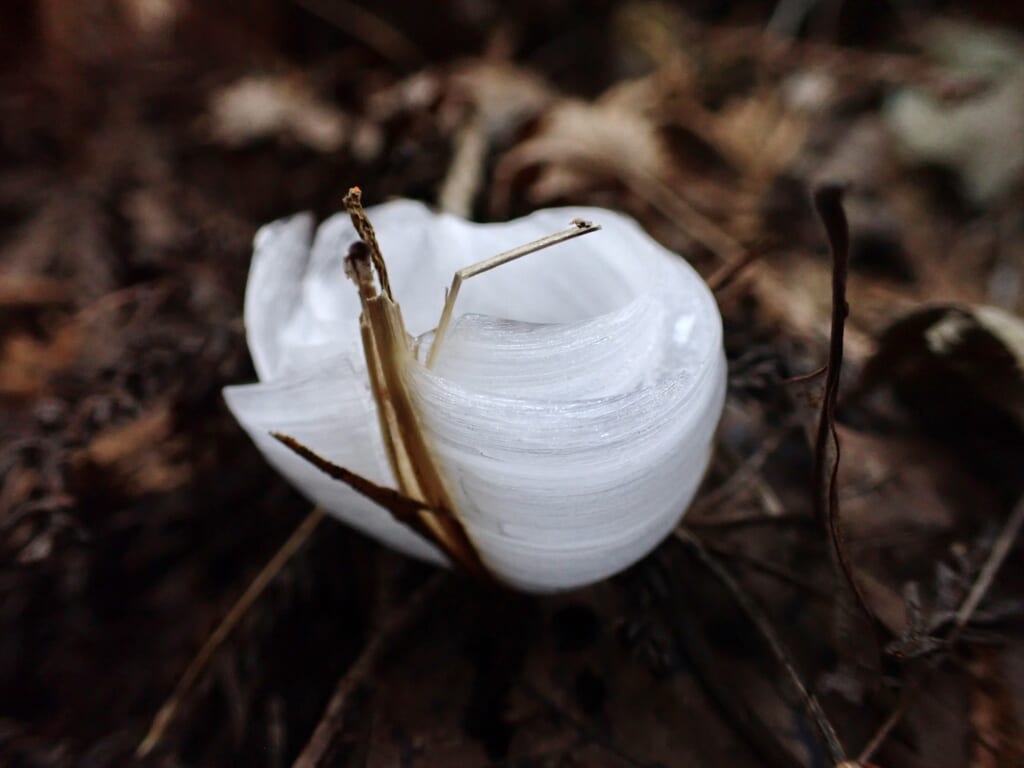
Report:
689,425,791,518
858,495,1024,764
288,0,422,68
707,23,951,90
811,184,883,646
949,498,1024,644
628,168,769,293
632,169,747,264
292,573,447,768
438,113,487,218
704,541,833,601
493,141,747,270
426,219,600,368
706,248,761,293
676,528,847,764
271,433,448,531
687,510,810,530
136,507,327,757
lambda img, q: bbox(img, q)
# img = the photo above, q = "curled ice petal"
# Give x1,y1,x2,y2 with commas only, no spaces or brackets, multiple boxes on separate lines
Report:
244,213,314,381
224,351,445,564
226,200,726,591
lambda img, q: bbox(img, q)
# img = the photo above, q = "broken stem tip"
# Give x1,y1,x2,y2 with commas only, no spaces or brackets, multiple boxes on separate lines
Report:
426,219,601,369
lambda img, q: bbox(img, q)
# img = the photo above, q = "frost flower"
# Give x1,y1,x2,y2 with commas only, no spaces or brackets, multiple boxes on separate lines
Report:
224,195,726,592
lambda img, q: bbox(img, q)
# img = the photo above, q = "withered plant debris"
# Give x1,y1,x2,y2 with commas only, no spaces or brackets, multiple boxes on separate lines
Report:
1,3,1022,768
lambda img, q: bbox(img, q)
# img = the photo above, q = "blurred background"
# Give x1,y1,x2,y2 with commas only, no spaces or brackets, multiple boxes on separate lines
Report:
2,1,1023,766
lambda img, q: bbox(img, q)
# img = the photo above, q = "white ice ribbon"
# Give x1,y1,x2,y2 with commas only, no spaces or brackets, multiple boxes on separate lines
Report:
224,200,726,591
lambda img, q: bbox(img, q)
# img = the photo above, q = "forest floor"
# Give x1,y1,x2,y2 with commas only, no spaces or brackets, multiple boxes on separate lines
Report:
2,1,1023,766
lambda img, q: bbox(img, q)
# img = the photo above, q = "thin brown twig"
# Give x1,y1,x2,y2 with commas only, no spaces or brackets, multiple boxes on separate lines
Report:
137,507,327,757
948,498,1024,646
857,495,1024,764
783,364,828,385
706,23,955,90
703,541,833,601
687,510,810,530
438,112,487,218
289,0,422,69
291,572,447,768
856,677,919,765
427,218,600,368
706,248,761,293
811,184,884,648
635,170,748,266
689,426,792,518
272,432,444,528
675,528,848,764
492,139,748,269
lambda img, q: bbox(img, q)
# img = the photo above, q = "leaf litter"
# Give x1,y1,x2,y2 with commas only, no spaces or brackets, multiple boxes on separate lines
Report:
1,2,1023,767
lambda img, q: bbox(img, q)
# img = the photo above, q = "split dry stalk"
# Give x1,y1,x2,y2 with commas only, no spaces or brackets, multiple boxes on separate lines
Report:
340,187,487,576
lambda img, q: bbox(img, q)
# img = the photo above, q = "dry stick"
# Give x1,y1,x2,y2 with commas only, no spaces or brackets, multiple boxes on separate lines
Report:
634,169,748,265
437,113,488,218
629,169,766,294
676,528,848,764
706,248,761,293
492,141,754,281
288,0,422,68
857,495,1024,764
291,573,447,768
687,509,810,530
137,507,327,757
948,498,1024,645
272,433,444,527
703,541,834,602
689,425,792,518
426,219,600,368
708,23,955,91
811,185,884,647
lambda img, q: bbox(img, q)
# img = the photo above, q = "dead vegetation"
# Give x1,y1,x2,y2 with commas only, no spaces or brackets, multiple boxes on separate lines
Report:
1,1,1023,766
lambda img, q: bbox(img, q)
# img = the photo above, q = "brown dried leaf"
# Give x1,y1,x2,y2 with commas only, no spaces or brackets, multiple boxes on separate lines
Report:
446,60,554,141
0,325,79,399
857,303,1024,432
701,91,809,184
204,74,348,152
0,273,71,309
75,401,191,494
494,86,668,207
